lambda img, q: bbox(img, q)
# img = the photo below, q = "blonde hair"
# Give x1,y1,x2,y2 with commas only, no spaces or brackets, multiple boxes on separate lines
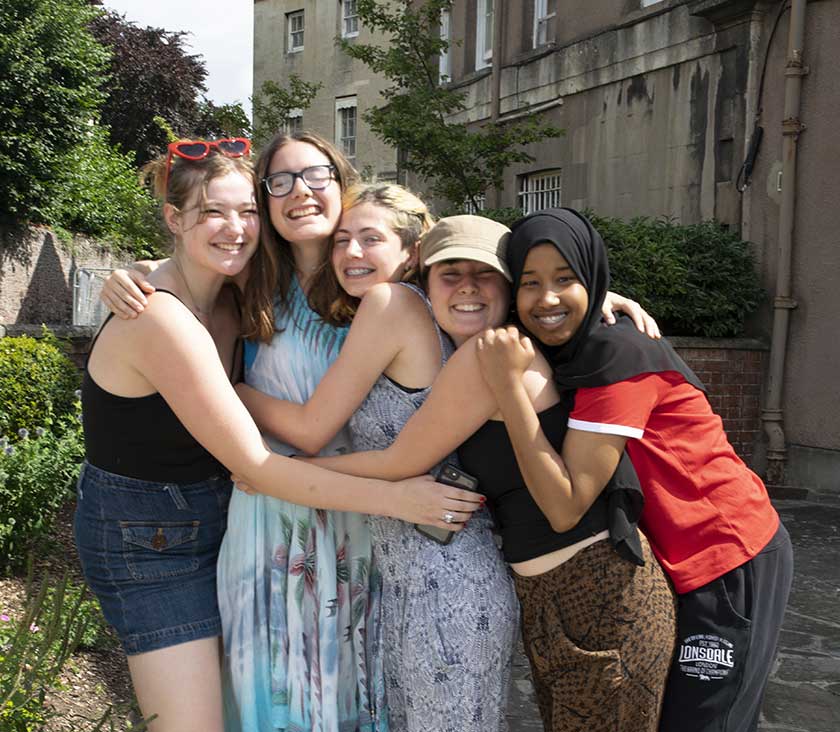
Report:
248,130,359,342
320,183,436,326
143,150,256,231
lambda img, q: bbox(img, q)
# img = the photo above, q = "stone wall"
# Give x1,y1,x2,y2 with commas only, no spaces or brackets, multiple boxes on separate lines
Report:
0,226,129,326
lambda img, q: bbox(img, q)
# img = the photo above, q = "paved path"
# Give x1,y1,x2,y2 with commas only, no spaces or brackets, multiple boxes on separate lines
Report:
507,497,840,731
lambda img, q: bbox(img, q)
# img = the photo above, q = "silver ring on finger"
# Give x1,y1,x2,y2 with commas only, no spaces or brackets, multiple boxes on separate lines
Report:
443,512,455,524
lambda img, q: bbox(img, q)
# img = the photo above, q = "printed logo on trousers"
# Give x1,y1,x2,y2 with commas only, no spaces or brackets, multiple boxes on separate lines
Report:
676,634,735,681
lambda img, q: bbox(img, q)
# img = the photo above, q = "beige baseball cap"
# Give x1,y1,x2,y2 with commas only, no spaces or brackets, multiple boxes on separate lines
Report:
419,215,512,281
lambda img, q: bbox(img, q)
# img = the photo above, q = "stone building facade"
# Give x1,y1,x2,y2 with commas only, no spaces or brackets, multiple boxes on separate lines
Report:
251,0,839,494
253,0,398,180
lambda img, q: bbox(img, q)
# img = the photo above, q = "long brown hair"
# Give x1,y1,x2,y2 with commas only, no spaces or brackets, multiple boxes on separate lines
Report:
245,130,358,342
319,183,435,327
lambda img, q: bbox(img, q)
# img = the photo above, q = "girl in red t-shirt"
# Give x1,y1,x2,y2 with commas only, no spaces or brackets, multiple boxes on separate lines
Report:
477,208,793,732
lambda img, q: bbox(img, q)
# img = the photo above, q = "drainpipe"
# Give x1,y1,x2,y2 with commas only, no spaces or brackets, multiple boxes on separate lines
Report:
762,0,808,487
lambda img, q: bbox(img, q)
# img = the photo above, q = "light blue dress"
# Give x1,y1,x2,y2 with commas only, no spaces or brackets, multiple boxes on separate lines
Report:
218,279,387,732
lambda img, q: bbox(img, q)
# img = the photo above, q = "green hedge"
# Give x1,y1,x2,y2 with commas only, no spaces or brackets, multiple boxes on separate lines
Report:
590,214,763,338
0,329,81,437
476,209,763,338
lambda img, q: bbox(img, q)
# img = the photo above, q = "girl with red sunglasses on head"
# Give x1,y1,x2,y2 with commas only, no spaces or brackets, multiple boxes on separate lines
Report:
77,138,481,732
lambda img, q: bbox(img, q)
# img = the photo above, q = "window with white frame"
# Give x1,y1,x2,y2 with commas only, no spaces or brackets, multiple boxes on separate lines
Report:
287,10,304,52
283,109,303,135
518,170,562,214
335,97,357,162
533,0,555,48
475,0,494,70
439,9,451,82
341,0,359,38
462,194,486,214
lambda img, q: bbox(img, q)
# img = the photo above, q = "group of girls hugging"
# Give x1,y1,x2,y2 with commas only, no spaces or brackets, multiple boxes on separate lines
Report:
78,129,793,732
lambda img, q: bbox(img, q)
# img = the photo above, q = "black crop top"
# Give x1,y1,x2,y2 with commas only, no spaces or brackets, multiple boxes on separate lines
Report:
458,399,644,565
81,290,230,484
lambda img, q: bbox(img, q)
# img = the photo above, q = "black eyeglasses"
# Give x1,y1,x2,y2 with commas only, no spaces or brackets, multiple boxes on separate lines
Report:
262,165,336,198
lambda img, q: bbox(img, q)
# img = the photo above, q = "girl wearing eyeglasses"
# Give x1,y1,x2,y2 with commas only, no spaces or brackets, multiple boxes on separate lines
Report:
78,138,481,732
102,135,657,732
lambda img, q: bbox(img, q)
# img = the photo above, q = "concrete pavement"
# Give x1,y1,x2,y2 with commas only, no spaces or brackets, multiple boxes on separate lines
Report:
506,497,840,731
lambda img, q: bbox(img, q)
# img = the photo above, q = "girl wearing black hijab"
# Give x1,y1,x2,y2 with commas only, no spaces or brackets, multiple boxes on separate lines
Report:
477,208,793,732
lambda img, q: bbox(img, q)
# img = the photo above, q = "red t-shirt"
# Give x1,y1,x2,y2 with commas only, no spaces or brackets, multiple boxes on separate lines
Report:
569,371,779,594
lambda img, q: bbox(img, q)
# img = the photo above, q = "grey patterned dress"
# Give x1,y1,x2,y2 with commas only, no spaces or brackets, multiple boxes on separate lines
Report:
348,283,519,732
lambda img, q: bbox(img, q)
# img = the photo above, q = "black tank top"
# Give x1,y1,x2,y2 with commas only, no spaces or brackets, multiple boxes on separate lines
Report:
458,401,610,563
82,289,233,483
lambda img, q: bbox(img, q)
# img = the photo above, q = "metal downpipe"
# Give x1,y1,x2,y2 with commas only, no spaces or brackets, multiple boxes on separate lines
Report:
762,0,808,486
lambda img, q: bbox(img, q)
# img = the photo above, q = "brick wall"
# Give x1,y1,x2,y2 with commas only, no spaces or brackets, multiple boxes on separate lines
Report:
671,338,767,465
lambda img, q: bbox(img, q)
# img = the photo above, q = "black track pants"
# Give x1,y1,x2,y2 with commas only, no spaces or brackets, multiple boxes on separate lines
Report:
659,522,793,732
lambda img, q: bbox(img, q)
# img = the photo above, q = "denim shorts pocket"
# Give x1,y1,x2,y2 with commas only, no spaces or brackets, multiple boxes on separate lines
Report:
120,521,200,581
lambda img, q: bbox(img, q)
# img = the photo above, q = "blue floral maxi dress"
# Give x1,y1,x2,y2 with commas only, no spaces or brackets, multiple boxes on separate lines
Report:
217,279,387,732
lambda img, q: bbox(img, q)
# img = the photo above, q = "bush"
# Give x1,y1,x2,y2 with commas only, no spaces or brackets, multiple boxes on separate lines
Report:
0,416,84,572
0,329,81,438
589,215,764,337
476,208,763,337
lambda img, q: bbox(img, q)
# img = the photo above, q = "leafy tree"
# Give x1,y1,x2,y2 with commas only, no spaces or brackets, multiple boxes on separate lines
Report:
194,100,252,140
47,126,165,257
341,0,563,209
89,10,210,165
252,76,323,148
0,0,108,223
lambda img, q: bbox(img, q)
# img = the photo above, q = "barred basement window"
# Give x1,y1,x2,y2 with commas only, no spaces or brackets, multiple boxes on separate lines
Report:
463,194,486,214
518,170,562,214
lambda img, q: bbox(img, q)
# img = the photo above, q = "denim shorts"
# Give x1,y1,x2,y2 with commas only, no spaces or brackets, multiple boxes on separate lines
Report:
74,462,232,655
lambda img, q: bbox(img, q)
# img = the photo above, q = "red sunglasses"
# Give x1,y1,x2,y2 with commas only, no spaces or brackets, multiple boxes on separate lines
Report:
163,137,251,194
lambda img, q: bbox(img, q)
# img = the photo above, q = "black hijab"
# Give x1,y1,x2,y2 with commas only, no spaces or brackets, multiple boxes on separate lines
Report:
507,208,705,392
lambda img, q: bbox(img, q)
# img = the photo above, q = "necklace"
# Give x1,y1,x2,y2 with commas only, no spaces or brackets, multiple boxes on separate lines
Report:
173,256,209,317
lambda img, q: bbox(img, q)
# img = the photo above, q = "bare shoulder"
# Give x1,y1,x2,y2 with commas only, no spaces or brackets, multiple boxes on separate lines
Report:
521,346,561,410
357,282,430,324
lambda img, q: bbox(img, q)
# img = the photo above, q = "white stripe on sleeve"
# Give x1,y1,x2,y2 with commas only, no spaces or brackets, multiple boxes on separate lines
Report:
567,418,644,439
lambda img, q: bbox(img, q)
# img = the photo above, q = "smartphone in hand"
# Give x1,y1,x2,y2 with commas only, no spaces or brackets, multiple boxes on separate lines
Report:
415,463,479,545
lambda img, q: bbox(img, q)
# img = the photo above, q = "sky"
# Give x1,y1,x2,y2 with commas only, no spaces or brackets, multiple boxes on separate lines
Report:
104,1,254,117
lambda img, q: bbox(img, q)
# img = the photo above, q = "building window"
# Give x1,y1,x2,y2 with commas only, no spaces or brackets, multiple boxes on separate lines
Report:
462,194,486,214
476,0,493,70
518,170,562,214
335,97,357,162
283,109,303,135
342,0,359,38
439,9,451,82
533,0,555,48
287,10,304,52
